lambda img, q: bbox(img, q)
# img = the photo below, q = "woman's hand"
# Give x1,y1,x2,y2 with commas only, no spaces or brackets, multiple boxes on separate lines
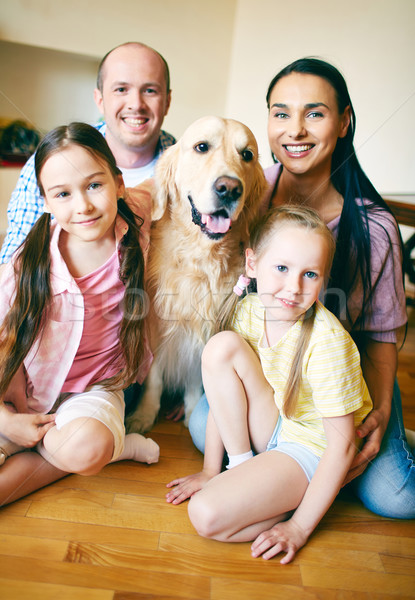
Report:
344,339,396,485
251,519,308,564
0,407,55,447
166,470,215,505
343,407,388,485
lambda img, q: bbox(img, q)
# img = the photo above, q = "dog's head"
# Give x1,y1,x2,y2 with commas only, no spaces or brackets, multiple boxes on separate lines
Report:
153,116,266,241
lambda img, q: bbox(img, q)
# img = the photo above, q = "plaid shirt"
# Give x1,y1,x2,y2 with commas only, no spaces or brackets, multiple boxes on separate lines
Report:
0,122,175,263
0,182,154,413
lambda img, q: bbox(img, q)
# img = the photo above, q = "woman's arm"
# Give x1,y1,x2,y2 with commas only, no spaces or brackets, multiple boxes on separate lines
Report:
344,338,397,484
251,413,356,563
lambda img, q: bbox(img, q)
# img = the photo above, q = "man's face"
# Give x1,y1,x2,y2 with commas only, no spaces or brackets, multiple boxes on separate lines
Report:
94,45,171,162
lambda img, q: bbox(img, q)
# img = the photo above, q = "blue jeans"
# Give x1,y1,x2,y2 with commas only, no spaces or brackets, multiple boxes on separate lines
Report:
188,380,415,519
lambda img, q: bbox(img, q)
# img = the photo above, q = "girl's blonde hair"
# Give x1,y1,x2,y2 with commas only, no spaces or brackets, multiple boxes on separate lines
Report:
217,205,336,418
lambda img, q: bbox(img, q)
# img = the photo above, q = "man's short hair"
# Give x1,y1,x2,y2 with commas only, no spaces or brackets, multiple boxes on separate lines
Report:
96,42,171,94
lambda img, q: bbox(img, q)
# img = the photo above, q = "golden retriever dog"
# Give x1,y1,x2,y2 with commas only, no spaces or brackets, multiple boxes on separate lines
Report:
126,116,266,433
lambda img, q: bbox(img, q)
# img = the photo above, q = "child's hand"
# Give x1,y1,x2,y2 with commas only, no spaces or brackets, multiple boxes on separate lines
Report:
166,470,214,505
251,519,308,564
0,409,56,447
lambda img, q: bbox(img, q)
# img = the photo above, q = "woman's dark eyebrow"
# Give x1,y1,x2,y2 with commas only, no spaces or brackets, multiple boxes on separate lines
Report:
270,102,330,109
305,102,329,109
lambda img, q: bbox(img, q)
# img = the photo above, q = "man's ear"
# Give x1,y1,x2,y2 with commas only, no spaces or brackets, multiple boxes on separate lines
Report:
164,90,172,117
245,248,257,278
94,88,105,116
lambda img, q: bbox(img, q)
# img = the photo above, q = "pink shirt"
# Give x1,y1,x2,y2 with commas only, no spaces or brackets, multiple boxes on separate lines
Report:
61,250,125,392
262,164,407,342
0,182,153,414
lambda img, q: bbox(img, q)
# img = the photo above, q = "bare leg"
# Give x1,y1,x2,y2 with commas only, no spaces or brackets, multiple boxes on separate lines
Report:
40,418,114,476
188,450,308,542
0,451,67,506
202,331,277,455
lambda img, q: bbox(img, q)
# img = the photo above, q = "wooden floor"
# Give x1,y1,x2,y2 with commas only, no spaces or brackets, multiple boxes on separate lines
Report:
1,312,414,599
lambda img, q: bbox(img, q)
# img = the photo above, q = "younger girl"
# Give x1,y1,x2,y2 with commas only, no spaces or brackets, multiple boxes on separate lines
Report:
166,206,372,564
0,122,159,506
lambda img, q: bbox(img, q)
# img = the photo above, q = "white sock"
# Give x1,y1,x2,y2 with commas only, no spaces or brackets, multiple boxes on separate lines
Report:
226,450,254,469
113,433,160,465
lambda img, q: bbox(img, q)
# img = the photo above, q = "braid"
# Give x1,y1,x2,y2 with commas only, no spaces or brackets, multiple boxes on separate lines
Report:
0,214,52,395
106,198,147,388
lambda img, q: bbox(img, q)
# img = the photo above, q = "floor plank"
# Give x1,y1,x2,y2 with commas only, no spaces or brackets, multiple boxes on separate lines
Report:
0,308,413,598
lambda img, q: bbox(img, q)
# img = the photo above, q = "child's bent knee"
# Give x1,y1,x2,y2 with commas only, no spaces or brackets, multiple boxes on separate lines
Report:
188,494,222,539
202,331,244,369
44,424,114,475
69,440,113,475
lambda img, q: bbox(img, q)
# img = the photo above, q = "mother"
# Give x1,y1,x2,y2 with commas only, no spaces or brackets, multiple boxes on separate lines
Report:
189,57,414,519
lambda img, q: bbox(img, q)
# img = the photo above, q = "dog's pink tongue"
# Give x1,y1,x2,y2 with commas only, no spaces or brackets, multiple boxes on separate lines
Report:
202,213,231,233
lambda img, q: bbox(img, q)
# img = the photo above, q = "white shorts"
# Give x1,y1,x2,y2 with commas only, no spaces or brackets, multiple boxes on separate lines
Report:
0,385,126,464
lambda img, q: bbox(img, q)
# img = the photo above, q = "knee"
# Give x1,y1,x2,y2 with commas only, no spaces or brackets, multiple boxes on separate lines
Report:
352,452,415,519
47,428,113,475
68,437,113,475
202,331,243,372
188,494,223,540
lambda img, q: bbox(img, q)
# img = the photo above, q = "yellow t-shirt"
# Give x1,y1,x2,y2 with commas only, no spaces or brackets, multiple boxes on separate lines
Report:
231,295,372,457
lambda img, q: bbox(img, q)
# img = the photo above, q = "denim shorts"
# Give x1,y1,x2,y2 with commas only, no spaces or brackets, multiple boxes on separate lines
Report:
266,417,320,482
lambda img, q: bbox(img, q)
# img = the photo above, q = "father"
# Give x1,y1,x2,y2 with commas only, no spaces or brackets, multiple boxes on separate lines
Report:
0,41,175,263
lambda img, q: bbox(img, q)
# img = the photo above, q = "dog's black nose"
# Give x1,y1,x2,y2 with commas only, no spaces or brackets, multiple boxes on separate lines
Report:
214,176,243,203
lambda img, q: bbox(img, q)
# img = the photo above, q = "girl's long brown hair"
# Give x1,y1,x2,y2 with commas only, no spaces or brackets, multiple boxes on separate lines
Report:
0,122,147,395
216,205,336,418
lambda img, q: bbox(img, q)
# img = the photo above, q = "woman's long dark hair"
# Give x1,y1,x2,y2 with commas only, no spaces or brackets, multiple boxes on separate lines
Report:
266,58,403,335
0,122,146,395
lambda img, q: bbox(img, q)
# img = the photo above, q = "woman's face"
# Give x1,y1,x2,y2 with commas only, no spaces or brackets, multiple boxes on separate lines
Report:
267,72,350,177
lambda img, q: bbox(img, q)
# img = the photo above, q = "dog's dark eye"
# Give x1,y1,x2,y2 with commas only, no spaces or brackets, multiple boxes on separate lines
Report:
241,149,254,162
194,143,209,153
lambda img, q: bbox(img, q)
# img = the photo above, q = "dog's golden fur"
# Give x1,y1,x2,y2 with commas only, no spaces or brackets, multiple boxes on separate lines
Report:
127,116,266,433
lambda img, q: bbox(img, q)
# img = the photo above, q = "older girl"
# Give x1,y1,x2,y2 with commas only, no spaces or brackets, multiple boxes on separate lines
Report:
0,123,158,506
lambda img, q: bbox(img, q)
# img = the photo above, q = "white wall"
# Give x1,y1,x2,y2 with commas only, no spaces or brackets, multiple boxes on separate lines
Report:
226,0,415,194
0,40,100,133
1,0,414,195
0,0,238,139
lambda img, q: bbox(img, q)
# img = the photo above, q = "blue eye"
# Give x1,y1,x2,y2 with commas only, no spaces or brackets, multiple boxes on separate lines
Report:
305,271,318,279
56,191,69,199
277,265,288,272
89,182,101,190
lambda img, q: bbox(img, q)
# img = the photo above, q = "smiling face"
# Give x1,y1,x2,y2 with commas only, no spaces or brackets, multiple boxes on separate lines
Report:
267,73,350,178
39,144,123,248
94,44,171,166
246,224,330,325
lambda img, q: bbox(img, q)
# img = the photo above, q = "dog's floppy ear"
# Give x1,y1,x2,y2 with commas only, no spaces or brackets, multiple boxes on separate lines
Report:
239,161,267,243
250,161,267,209
152,142,180,221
